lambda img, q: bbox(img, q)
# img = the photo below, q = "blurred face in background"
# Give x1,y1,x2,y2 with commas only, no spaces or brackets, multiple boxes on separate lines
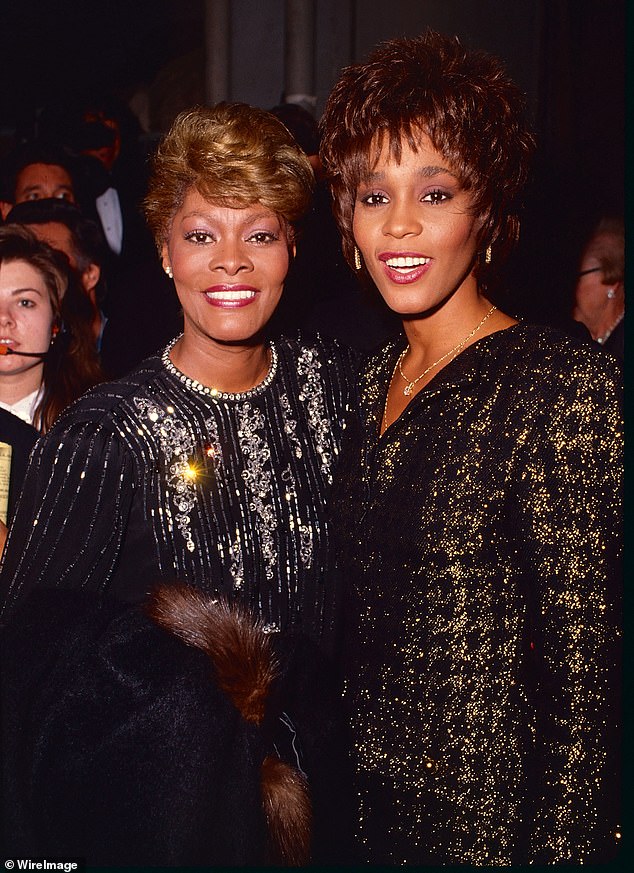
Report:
14,163,76,205
573,231,623,332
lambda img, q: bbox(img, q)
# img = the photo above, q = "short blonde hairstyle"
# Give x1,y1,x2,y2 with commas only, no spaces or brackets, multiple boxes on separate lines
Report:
145,103,315,247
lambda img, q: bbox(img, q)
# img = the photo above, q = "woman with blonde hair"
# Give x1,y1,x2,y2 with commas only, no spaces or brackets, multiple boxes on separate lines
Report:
0,104,356,866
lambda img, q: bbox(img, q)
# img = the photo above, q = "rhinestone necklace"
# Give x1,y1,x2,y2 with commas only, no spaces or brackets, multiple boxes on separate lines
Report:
161,334,278,400
397,305,497,396
596,310,624,345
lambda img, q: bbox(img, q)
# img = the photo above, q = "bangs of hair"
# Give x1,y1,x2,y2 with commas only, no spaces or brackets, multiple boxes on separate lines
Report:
320,30,535,272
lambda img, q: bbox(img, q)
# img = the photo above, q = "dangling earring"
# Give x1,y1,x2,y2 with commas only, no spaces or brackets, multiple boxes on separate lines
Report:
50,323,60,344
485,245,492,265
164,264,173,279
354,246,362,272
607,288,616,299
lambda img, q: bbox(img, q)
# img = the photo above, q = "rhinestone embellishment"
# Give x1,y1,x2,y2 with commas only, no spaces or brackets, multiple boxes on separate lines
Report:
162,335,278,399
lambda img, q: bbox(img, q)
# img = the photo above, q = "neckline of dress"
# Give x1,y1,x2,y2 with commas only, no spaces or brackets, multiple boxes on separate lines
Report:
378,321,524,438
161,335,278,400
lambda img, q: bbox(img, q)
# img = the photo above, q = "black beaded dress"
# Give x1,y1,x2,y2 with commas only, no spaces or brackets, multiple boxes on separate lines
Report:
334,322,623,865
0,334,356,659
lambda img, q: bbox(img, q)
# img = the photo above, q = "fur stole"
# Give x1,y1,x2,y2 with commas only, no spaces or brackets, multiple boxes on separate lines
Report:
147,583,312,866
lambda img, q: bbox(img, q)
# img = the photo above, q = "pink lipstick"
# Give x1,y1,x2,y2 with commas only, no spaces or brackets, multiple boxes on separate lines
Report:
378,251,431,285
203,284,258,308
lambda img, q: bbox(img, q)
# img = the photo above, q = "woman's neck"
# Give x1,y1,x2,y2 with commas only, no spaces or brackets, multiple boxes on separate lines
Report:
401,294,515,368
0,366,44,407
169,333,272,394
589,301,625,344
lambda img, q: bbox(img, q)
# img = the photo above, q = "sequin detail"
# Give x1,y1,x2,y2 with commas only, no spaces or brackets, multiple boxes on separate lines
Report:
335,323,623,865
237,402,277,580
0,335,356,661
134,398,216,552
297,346,334,482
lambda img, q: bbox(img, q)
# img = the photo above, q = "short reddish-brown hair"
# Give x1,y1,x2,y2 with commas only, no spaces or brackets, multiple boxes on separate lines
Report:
319,30,536,277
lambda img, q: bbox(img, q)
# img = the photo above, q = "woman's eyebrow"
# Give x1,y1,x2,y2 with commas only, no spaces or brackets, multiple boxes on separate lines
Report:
367,164,457,181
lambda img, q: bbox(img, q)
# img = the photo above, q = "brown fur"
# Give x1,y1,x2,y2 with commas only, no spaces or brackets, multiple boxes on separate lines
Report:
261,755,312,866
147,583,278,724
147,583,313,863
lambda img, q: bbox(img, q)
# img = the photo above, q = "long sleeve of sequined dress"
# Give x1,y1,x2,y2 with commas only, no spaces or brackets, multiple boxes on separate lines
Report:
514,353,622,864
0,418,137,614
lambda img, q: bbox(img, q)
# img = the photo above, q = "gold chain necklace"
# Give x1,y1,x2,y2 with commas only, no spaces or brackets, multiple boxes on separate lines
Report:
397,305,497,396
382,304,497,433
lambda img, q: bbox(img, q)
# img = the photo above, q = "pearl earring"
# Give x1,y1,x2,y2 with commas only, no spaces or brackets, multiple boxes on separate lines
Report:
606,288,616,299
164,264,173,279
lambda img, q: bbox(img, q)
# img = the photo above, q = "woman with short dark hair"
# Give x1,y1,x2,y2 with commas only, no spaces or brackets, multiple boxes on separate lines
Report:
320,30,622,865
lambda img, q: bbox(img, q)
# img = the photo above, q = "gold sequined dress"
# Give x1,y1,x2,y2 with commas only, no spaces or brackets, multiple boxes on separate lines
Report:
334,322,622,865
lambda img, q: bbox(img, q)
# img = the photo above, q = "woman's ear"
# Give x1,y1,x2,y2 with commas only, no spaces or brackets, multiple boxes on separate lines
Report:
161,243,173,278
81,263,101,296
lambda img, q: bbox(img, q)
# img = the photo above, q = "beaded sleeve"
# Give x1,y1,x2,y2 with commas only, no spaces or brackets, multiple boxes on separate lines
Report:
0,418,135,618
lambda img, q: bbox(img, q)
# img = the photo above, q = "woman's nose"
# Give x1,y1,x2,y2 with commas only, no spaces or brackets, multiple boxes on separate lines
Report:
209,238,251,275
382,200,422,238
0,306,15,325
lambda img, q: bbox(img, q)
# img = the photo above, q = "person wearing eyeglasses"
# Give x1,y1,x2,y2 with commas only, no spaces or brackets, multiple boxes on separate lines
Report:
573,215,624,360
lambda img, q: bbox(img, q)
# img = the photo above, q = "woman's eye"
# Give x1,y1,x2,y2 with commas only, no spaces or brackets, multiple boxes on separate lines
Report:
184,231,213,244
247,231,278,245
18,299,35,308
422,189,449,204
360,192,389,206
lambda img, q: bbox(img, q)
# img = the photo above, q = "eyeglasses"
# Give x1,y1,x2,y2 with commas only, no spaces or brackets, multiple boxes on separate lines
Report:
577,267,602,278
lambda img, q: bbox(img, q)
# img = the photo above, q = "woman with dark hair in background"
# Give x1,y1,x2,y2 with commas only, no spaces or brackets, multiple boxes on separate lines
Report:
6,197,110,352
320,30,622,865
0,223,102,432
0,224,104,550
0,103,356,866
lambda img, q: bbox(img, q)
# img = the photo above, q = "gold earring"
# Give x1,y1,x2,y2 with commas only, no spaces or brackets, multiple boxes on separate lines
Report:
485,245,492,264
165,264,173,279
354,246,362,271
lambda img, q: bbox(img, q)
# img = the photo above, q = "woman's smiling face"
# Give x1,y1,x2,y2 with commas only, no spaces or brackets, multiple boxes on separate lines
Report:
353,132,483,317
162,188,291,347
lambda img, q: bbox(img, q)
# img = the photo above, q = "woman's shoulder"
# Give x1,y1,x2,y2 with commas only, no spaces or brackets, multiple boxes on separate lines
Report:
43,355,166,438
276,331,360,381
494,321,621,380
485,322,622,414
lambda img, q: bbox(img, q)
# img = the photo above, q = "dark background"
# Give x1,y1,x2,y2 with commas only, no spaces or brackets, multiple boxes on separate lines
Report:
0,0,625,328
